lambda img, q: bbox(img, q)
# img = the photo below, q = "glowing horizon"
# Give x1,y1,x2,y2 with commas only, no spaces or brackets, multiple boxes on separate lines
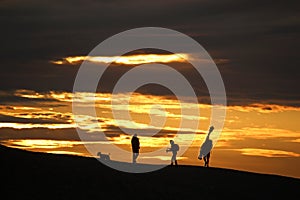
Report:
1,89,300,133
1,89,300,178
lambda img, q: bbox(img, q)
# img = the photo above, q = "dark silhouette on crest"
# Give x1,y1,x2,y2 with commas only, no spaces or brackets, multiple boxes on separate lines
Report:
97,152,110,161
166,140,179,166
131,133,140,164
198,126,214,167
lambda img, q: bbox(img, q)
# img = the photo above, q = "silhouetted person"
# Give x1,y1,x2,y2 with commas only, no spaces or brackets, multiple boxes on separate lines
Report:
198,126,214,167
131,133,140,163
166,140,179,166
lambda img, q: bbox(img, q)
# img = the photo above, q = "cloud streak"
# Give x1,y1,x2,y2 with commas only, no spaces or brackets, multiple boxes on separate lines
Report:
51,53,190,65
0,0,299,107
235,148,300,158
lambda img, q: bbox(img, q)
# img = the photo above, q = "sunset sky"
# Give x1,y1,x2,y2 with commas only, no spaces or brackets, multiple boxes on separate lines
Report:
0,0,299,178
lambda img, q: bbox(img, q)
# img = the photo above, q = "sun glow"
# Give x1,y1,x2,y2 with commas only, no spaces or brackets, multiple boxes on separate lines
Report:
51,54,190,65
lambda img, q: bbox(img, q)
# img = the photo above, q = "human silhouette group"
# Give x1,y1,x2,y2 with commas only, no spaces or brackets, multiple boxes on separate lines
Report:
130,125,214,167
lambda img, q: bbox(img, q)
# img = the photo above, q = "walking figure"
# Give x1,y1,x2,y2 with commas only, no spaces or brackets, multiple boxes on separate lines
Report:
166,140,179,166
198,126,214,167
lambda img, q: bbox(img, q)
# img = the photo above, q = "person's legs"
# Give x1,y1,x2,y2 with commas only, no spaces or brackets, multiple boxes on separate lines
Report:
171,153,175,165
171,152,178,166
206,152,210,167
135,152,139,162
203,156,207,167
133,152,138,163
132,153,136,163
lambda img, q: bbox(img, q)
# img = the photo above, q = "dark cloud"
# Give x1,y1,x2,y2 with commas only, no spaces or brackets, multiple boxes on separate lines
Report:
0,90,65,105
0,0,299,106
103,124,200,137
0,114,70,124
0,127,80,140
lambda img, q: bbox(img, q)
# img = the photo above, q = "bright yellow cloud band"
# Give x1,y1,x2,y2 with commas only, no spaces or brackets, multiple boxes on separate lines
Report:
51,54,190,65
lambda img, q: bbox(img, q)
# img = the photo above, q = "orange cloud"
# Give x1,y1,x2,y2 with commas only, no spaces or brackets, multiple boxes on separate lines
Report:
235,148,300,158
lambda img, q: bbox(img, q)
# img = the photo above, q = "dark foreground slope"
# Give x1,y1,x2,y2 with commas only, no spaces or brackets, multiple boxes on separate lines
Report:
1,145,299,200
